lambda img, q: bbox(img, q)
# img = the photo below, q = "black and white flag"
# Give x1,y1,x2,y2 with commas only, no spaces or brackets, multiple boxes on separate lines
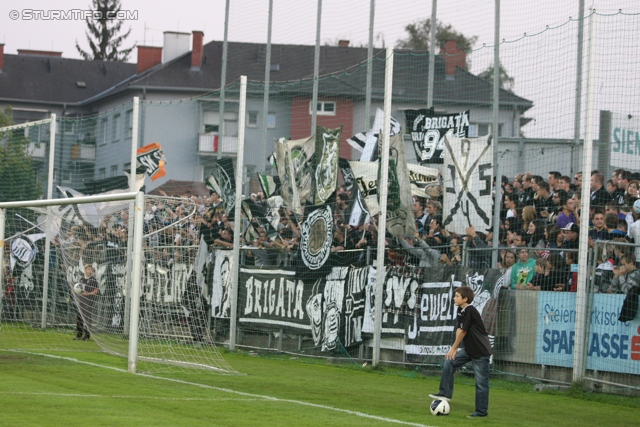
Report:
405,109,469,164
314,126,341,204
443,135,494,235
205,158,236,216
275,136,315,215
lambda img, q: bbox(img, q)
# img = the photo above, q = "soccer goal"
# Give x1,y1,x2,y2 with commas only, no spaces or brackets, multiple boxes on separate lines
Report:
0,191,238,375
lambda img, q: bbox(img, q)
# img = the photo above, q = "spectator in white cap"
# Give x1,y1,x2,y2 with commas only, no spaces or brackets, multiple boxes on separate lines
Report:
561,222,580,251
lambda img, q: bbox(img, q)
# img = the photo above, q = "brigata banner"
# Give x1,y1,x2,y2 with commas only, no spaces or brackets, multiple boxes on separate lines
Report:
235,265,500,355
536,292,640,375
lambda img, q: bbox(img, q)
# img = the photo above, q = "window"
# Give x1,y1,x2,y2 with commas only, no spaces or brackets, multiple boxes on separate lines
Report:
61,169,72,183
61,119,75,134
267,112,276,129
111,165,118,177
125,110,133,138
204,124,219,133
223,112,238,136
100,118,108,145
112,113,120,142
99,168,106,180
247,111,258,128
468,123,503,138
310,101,336,116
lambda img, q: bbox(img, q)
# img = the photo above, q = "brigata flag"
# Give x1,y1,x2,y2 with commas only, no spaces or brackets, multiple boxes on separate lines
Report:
405,109,470,165
274,136,315,215
314,126,341,204
442,135,493,235
137,142,167,181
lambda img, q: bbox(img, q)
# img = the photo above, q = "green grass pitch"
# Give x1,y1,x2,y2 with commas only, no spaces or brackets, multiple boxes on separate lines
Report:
0,329,638,426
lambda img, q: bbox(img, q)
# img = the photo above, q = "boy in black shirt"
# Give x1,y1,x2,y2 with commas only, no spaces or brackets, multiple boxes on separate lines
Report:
430,286,492,418
74,264,99,341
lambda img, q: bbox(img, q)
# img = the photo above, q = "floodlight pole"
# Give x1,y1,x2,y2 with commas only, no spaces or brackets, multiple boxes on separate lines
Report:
218,0,230,161
373,47,393,368
311,0,322,133
260,0,274,174
364,0,375,130
426,0,437,108
490,0,501,267
229,76,247,352
573,9,597,384
40,114,57,329
127,191,145,373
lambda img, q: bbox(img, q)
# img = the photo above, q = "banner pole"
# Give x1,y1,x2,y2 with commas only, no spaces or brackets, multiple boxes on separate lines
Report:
490,0,501,267
373,47,393,368
311,0,322,133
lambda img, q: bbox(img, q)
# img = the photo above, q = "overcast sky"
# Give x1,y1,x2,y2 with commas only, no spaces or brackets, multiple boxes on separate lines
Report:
1,1,638,139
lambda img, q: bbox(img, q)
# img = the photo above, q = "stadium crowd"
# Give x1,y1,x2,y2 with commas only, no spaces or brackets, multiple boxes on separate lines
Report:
104,167,640,297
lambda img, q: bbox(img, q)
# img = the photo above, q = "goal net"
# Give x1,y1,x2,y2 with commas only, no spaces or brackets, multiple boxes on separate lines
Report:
0,191,238,375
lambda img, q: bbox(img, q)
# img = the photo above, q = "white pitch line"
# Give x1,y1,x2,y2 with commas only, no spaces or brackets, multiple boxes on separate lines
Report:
0,391,265,402
11,351,436,427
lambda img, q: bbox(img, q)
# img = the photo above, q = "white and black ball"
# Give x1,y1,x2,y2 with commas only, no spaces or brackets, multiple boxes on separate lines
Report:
430,399,450,416
73,283,85,295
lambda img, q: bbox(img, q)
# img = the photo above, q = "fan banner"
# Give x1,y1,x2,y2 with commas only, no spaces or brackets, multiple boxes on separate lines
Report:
314,126,341,204
442,135,494,235
385,134,416,237
299,205,334,271
347,108,401,161
234,265,500,355
274,135,315,215
257,173,281,198
136,142,167,181
405,109,470,165
407,164,440,199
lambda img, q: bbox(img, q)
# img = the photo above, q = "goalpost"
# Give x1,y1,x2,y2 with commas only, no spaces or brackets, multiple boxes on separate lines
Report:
0,191,238,375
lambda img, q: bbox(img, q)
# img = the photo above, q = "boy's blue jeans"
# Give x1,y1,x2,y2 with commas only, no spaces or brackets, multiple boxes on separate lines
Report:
438,348,490,416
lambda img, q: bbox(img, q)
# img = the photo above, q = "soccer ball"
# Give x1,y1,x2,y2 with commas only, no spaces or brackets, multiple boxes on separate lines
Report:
73,283,85,295
430,399,450,416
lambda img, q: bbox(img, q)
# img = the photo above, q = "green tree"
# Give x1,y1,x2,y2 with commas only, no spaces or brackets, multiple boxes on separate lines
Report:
75,0,135,61
0,107,42,202
478,62,515,91
396,18,478,68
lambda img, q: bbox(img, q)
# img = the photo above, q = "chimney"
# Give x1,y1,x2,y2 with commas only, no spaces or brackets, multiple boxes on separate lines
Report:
338,40,350,47
191,31,204,71
163,31,190,64
137,46,162,74
441,40,467,79
0,44,4,73
17,49,62,57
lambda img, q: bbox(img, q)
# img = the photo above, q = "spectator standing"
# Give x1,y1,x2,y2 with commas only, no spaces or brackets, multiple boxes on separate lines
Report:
556,195,577,229
590,173,612,210
610,253,640,294
510,248,537,289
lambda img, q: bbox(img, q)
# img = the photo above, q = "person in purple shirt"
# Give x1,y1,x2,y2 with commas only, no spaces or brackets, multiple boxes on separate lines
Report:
556,195,577,229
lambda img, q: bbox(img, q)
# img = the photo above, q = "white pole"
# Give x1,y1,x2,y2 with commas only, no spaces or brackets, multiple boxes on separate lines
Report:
372,47,393,368
40,115,57,328
0,192,140,209
364,0,375,130
260,0,274,173
490,0,501,267
573,9,596,384
229,75,247,352
572,0,586,175
311,0,322,133
127,191,145,373
124,97,140,337
426,0,437,108
218,0,230,160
